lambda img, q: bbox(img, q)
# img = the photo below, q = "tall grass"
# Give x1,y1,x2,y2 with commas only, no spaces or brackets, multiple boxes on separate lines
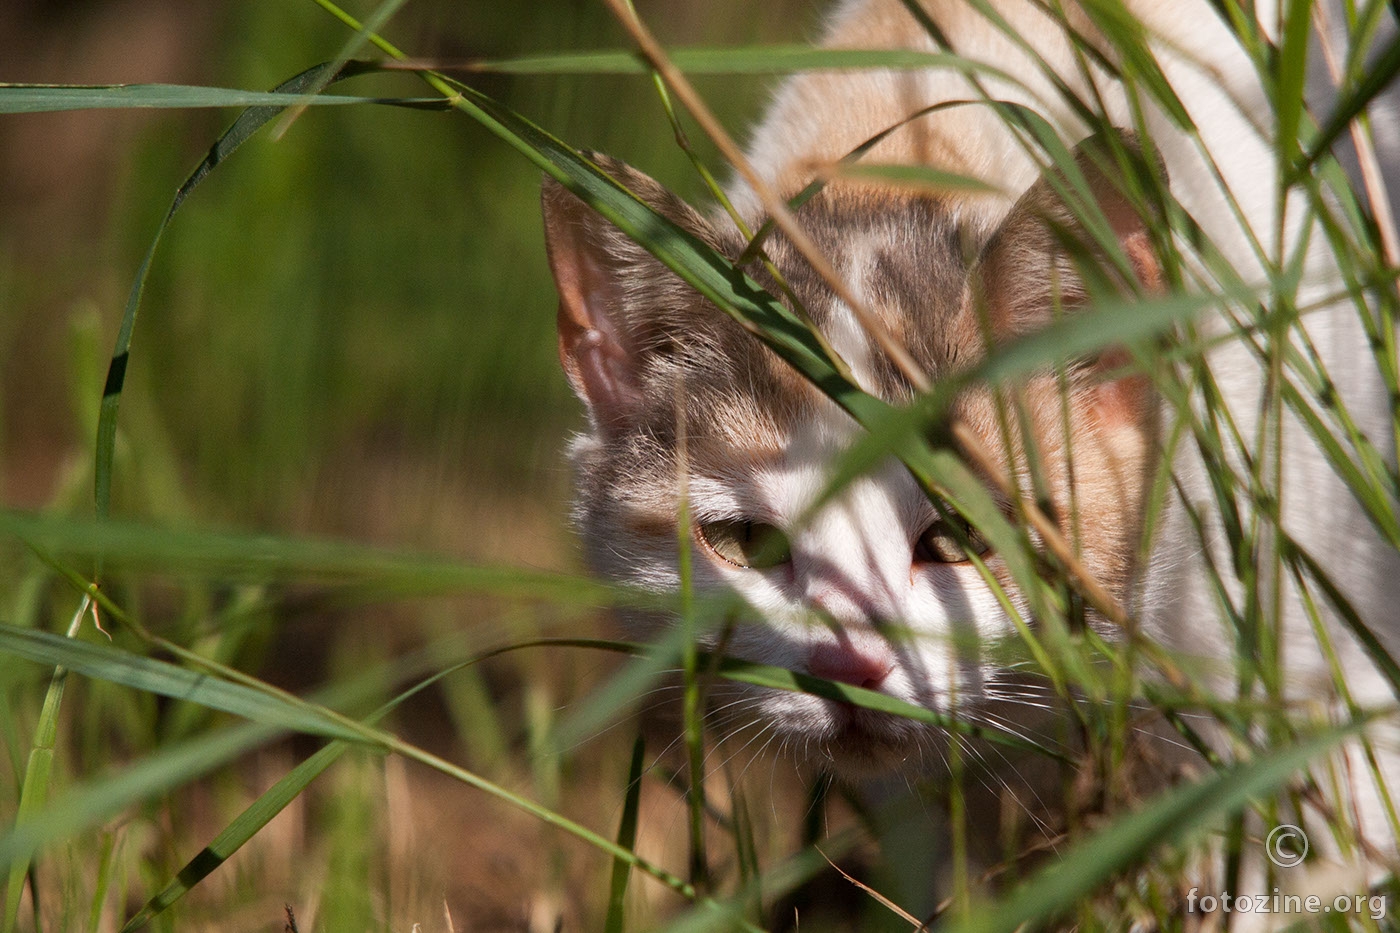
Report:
2,0,1399,930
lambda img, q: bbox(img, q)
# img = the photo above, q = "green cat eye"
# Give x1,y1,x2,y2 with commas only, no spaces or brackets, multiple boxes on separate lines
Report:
914,515,991,564
697,519,792,569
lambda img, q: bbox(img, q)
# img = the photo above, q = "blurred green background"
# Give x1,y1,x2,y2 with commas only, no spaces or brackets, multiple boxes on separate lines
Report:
0,1,826,929
0,0,809,555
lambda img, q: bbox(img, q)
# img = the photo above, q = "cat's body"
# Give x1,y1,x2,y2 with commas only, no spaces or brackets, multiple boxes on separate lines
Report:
543,0,1400,913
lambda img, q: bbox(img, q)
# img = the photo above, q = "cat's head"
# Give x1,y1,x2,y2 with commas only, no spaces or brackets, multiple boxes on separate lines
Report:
541,142,1162,777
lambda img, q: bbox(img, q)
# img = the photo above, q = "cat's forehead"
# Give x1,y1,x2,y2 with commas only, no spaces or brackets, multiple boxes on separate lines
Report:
749,188,975,395
684,190,973,456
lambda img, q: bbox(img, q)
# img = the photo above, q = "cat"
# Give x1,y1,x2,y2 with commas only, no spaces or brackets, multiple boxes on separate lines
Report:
541,0,1400,916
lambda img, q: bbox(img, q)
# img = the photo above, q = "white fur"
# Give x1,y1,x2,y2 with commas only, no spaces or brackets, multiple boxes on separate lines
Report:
717,0,1400,902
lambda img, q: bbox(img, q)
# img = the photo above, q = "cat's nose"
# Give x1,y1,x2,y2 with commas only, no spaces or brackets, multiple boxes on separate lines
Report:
806,639,894,690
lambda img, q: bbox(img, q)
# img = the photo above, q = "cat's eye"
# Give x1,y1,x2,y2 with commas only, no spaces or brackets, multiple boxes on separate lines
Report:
914,515,991,564
697,519,792,569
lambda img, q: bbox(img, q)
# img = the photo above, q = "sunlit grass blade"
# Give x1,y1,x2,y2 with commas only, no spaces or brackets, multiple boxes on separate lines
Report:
823,162,1002,194
942,719,1370,933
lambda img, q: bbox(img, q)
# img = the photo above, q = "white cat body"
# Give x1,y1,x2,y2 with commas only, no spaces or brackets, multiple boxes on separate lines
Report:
729,0,1400,794
542,0,1400,916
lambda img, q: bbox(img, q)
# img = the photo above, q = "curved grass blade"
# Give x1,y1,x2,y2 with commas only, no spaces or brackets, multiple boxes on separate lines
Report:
536,627,1065,760
0,623,365,742
824,162,1001,194
603,733,646,933
0,631,697,905
119,634,508,931
942,719,1370,933
0,718,279,874
271,0,410,137
94,57,435,534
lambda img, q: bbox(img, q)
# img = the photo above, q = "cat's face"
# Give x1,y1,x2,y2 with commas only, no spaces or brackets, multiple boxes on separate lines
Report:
542,151,1157,777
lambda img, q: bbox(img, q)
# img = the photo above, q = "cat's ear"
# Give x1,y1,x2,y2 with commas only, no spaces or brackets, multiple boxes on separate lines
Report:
976,131,1167,337
973,132,1167,426
541,154,719,432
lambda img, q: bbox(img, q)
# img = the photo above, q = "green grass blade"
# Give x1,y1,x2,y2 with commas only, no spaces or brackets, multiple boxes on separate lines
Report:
1276,0,1314,168
0,83,444,113
119,740,347,931
85,832,118,933
439,45,1015,78
1297,32,1400,176
2,598,87,933
93,58,399,535
119,635,597,930
0,509,625,606
603,733,646,933
943,720,1369,933
0,719,279,874
1282,536,1400,701
0,623,365,742
271,0,410,136
713,656,1069,761
825,162,1001,193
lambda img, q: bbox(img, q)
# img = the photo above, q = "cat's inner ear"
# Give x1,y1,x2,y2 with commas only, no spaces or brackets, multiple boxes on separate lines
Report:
976,131,1167,338
541,156,719,432
972,132,1168,427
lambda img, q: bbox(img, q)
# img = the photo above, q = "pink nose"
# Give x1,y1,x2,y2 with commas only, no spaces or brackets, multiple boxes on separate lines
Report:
806,640,894,689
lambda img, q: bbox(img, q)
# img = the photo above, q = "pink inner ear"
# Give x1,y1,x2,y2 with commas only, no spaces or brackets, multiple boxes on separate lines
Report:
569,325,640,425
547,207,643,428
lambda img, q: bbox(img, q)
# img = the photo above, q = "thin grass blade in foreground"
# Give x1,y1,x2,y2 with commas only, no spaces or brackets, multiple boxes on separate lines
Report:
941,719,1371,932
0,623,710,914
1,599,89,933
603,734,646,933
0,623,368,743
3,66,445,918
118,634,532,930
0,509,623,604
90,59,445,527
0,83,445,113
